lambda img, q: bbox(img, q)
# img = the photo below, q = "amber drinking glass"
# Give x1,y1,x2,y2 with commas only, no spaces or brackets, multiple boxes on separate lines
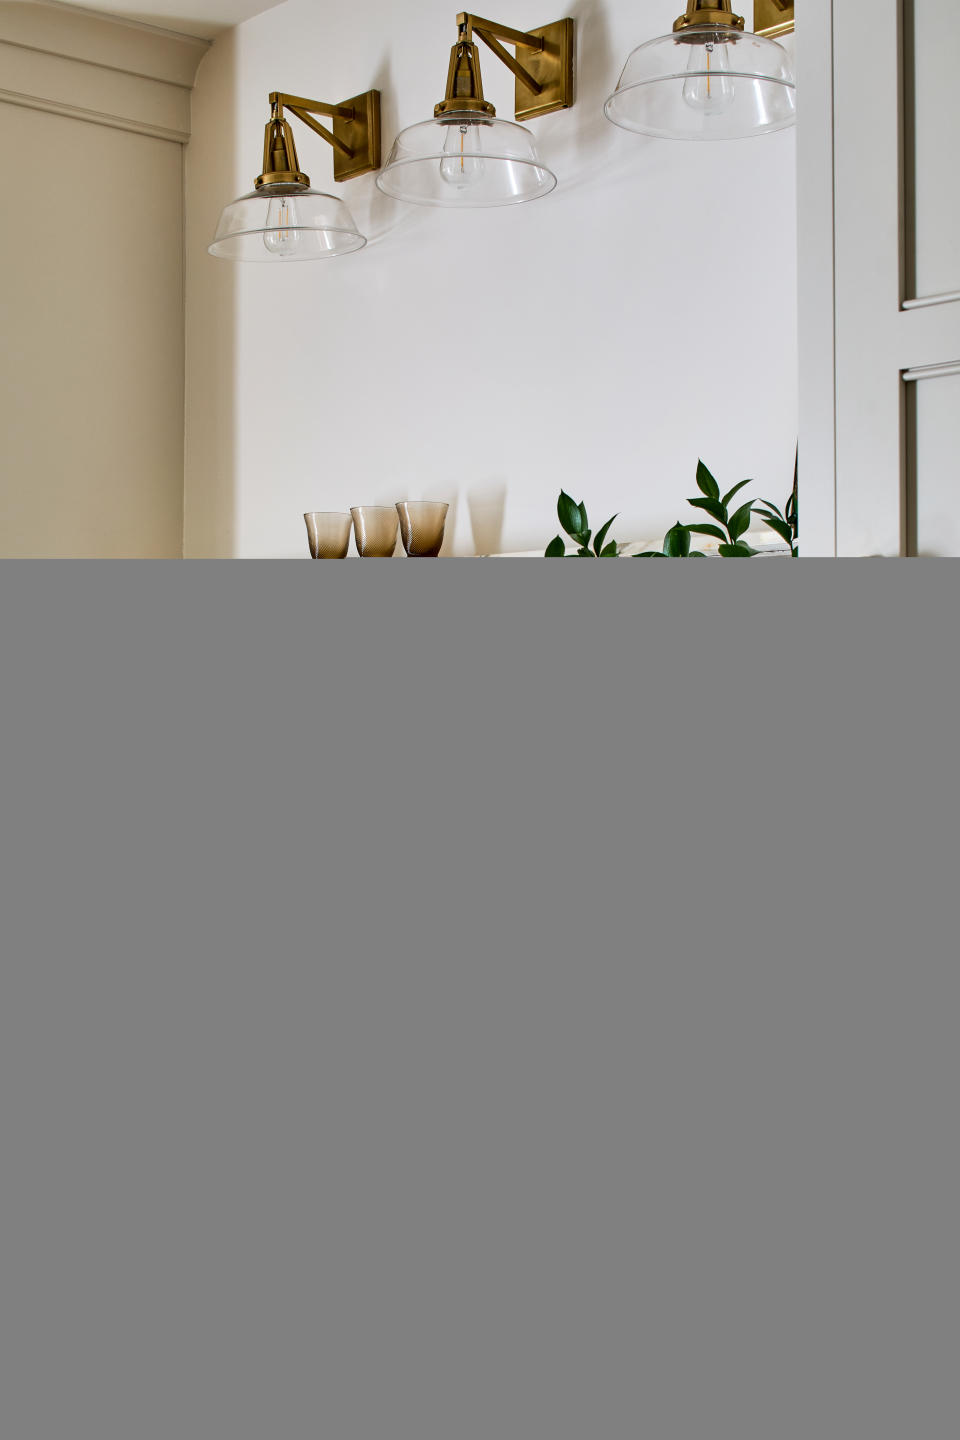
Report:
304,511,352,558
396,501,449,557
351,506,399,557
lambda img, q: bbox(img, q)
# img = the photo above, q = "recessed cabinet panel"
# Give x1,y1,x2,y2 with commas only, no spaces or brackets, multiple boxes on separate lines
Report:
904,0,960,301
0,104,184,556
914,374,960,556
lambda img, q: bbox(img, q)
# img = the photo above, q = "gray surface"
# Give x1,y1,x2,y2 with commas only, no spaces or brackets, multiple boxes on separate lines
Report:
0,562,957,1440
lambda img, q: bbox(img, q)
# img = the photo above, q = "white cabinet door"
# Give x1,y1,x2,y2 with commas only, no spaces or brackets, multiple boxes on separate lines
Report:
800,0,960,554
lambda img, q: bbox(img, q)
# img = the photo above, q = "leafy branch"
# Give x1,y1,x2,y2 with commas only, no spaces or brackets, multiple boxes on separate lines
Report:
545,491,621,556
545,456,799,558
633,462,757,556
682,460,761,557
635,522,707,557
754,449,799,556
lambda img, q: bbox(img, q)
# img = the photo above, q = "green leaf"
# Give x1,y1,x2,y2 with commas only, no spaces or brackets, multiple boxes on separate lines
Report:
689,551,708,557
728,502,754,542
577,546,593,556
718,543,758,558
593,515,618,556
758,499,784,517
577,502,590,538
575,531,592,549
696,461,720,500
600,542,619,557
758,514,793,546
545,535,566,557
687,496,728,525
557,491,583,539
786,488,798,530
663,523,691,558
687,523,727,542
635,551,666,557
722,479,755,508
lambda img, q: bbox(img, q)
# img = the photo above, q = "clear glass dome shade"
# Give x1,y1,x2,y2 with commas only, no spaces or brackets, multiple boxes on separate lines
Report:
376,113,557,208
605,28,796,141
208,184,367,261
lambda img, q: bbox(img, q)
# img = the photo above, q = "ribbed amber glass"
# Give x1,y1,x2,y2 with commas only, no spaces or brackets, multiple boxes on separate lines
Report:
351,506,399,557
396,501,449,556
304,511,352,557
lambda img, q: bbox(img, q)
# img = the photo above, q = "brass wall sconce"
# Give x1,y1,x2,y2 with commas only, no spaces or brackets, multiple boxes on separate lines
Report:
754,1,795,40
209,88,381,261
377,12,575,208
604,0,795,141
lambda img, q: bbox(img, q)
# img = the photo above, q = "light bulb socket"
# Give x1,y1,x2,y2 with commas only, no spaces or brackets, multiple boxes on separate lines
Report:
255,117,310,189
673,2,745,34
434,40,497,118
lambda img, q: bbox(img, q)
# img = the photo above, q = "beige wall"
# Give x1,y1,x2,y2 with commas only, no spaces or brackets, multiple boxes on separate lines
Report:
0,3,206,557
0,106,185,555
183,24,238,558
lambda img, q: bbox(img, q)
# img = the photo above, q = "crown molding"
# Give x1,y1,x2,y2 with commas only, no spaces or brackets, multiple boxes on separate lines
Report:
0,2,209,88
0,81,190,138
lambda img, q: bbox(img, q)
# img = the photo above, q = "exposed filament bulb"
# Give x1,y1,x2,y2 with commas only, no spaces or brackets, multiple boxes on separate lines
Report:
440,122,486,190
263,193,301,255
681,39,736,116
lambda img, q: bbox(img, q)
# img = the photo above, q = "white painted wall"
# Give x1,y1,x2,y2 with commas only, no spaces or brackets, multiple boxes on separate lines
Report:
794,0,835,556
185,0,798,556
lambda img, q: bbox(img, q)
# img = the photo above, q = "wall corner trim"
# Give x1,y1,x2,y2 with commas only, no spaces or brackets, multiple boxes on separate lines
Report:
0,2,209,85
0,1,210,140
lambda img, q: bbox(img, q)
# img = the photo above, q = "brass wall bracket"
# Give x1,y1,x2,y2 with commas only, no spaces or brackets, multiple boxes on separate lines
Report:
511,19,575,122
454,13,575,122
753,0,795,39
265,89,381,184
331,90,382,181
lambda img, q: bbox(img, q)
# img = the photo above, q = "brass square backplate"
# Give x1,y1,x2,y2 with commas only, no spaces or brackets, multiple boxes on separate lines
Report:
753,0,794,39
515,18,574,122
332,89,381,182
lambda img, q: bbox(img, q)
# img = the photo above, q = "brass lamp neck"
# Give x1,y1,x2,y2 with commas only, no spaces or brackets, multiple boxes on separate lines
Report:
255,115,309,189
434,38,497,118
673,1,746,32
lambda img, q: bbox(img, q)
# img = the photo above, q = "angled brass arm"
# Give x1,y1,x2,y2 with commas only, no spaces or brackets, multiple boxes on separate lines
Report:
271,93,355,158
457,13,545,48
457,13,548,94
270,92,355,119
449,13,574,122
257,88,381,188
472,28,545,95
285,107,354,161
